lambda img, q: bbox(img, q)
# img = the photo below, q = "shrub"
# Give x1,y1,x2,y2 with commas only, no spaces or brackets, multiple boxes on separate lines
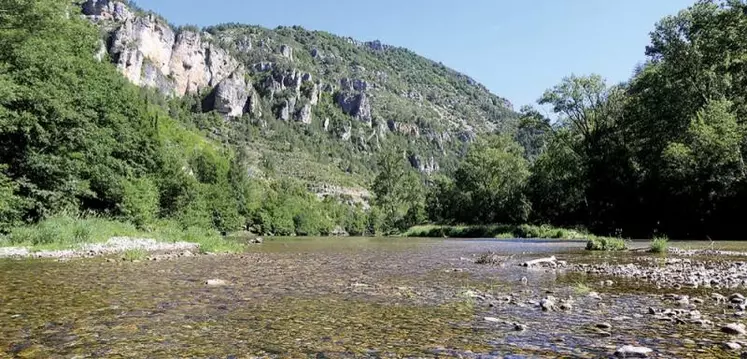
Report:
586,236,627,251
123,249,146,261
119,177,159,228
650,235,669,254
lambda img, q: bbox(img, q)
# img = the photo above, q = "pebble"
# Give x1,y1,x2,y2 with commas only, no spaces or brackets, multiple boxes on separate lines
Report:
596,322,612,330
614,345,652,358
724,342,743,350
205,279,229,286
513,323,527,331
721,323,747,335
0,237,199,260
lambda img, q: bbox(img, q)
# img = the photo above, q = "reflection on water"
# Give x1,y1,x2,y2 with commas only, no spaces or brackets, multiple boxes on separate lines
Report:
0,238,744,357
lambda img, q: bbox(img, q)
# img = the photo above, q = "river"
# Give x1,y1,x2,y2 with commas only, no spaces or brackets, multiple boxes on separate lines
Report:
0,238,743,358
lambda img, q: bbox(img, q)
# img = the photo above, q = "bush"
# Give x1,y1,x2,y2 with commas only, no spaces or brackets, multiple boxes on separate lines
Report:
586,236,627,251
650,235,669,253
119,177,159,228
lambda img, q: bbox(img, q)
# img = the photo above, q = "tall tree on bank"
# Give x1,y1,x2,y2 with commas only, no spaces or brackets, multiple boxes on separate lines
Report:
371,147,425,233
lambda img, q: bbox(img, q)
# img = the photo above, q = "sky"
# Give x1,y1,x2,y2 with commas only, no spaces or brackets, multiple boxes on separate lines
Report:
135,0,694,109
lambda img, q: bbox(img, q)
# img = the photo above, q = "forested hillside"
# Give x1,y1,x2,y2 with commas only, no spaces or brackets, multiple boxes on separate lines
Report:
2,0,746,242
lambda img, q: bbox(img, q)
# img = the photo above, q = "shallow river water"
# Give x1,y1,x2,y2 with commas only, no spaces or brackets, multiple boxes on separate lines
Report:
0,238,745,358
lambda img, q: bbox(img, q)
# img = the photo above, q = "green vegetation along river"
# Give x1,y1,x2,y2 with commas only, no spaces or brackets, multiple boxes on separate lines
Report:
1,238,746,358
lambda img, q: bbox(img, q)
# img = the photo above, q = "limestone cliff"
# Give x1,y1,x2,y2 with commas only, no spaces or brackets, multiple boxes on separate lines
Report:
82,0,519,176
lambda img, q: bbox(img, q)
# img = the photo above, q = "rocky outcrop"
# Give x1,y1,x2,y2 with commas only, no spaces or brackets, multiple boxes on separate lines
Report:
387,120,420,138
88,2,239,98
279,44,293,59
206,69,250,118
408,155,439,174
206,45,238,87
336,92,372,126
108,15,175,86
295,104,312,124
340,78,372,92
82,0,131,21
169,30,208,96
308,83,320,105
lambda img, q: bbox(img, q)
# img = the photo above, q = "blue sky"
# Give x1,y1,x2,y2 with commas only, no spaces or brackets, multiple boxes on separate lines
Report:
135,0,693,109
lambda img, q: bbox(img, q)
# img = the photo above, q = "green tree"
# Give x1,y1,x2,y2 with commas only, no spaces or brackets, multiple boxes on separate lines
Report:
372,146,425,232
451,135,531,224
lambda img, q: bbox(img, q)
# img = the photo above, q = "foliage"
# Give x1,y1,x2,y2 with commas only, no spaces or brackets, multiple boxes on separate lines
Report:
123,249,146,261
119,177,159,228
403,224,587,240
650,236,669,254
585,236,627,251
371,146,426,233
0,0,370,244
427,135,530,225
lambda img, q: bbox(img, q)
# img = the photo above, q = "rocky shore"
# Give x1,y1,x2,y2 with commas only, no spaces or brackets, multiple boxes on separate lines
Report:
0,237,199,260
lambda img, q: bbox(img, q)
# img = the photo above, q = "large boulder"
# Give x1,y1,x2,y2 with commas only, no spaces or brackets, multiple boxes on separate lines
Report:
336,92,372,126
207,69,249,118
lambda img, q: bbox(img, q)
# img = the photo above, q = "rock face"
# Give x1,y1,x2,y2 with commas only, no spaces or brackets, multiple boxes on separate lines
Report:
279,44,293,59
82,0,131,21
207,69,250,118
108,15,175,86
295,104,313,124
168,30,209,96
388,120,420,138
336,92,372,126
408,155,439,174
95,5,237,98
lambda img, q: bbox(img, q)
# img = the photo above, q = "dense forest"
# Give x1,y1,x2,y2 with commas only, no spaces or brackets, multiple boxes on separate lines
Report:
378,0,747,240
2,0,746,244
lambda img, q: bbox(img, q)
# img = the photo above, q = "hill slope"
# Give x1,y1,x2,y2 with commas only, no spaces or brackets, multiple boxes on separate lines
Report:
82,0,518,191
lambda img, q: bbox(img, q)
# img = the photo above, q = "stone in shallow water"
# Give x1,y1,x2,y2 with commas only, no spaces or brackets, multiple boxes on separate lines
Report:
205,279,228,286
724,342,742,350
614,345,653,358
722,323,747,335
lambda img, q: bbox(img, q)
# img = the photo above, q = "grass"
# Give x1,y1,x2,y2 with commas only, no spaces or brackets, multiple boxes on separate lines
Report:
2,215,245,254
585,236,627,251
123,249,146,261
650,235,669,254
573,282,593,295
403,224,587,240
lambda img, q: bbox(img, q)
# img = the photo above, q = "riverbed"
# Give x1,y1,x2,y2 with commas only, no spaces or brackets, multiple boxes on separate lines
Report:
0,238,745,358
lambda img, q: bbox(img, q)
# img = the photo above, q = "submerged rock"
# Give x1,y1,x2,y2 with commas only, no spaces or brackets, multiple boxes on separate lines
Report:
614,345,653,358
722,323,747,335
205,279,228,286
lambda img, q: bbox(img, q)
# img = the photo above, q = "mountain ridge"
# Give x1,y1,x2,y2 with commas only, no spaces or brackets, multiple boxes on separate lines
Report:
81,0,519,189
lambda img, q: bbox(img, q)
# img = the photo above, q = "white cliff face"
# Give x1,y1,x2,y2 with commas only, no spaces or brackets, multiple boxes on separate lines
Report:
109,15,175,86
211,69,250,118
169,31,209,96
85,1,237,97
206,45,239,88
82,0,131,21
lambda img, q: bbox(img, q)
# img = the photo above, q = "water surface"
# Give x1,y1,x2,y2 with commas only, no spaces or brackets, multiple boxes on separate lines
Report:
0,238,744,358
